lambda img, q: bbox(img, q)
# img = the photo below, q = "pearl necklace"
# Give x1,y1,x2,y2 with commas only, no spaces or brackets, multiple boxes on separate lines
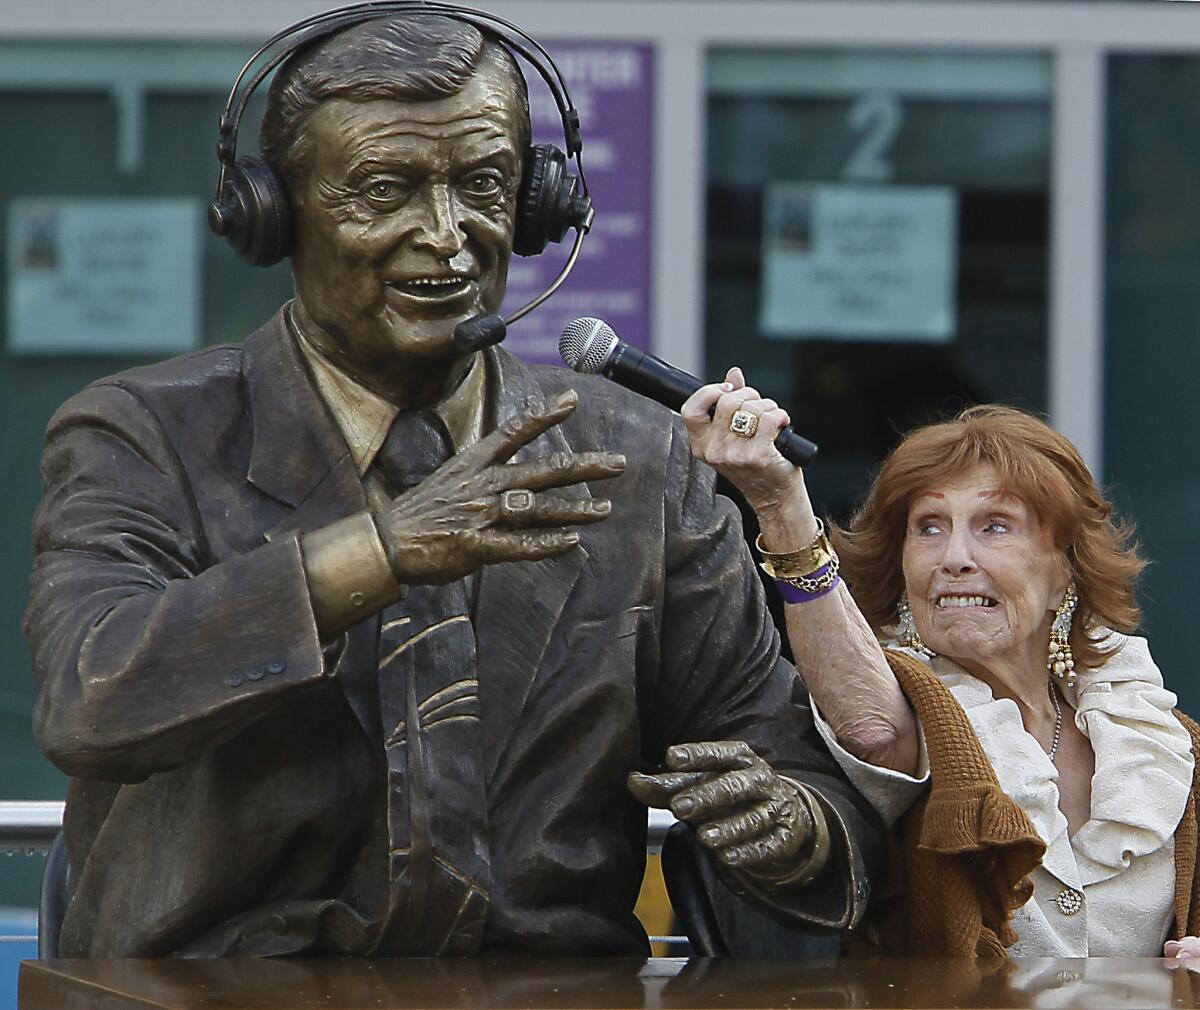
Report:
1046,680,1063,761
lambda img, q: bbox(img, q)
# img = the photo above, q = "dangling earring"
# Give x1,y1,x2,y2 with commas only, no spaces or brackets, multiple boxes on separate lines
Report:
898,591,934,658
1048,583,1078,690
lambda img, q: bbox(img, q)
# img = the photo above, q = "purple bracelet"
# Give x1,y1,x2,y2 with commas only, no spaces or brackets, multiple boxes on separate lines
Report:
774,566,841,604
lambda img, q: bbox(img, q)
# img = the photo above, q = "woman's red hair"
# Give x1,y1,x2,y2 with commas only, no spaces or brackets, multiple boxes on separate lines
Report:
831,405,1144,669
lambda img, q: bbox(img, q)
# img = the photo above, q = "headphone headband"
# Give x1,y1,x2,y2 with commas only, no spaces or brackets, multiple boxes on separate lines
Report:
214,1,586,203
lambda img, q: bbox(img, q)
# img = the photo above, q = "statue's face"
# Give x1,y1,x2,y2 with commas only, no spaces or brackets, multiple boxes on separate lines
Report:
290,59,522,379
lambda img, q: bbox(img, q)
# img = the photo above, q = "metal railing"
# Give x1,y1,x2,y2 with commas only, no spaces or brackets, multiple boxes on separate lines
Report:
0,802,675,855
0,801,63,855
0,801,685,948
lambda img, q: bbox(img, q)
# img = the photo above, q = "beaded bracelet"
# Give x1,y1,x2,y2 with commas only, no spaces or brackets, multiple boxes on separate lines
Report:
774,565,841,604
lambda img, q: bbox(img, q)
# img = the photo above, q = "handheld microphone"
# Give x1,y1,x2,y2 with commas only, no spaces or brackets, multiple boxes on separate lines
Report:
559,317,818,467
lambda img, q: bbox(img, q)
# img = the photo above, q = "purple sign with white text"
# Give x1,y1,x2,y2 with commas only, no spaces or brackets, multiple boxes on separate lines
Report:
500,42,654,364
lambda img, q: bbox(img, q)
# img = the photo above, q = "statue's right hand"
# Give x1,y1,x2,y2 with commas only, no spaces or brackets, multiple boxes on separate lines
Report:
375,389,625,585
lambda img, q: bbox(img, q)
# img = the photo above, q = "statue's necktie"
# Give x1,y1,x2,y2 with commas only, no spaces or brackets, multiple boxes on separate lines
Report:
371,410,490,955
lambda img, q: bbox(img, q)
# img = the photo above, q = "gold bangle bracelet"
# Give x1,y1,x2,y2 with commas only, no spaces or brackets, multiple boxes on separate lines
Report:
757,518,838,581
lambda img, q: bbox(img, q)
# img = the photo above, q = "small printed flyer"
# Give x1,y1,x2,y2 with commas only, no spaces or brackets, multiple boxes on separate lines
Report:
8,197,201,355
760,182,958,343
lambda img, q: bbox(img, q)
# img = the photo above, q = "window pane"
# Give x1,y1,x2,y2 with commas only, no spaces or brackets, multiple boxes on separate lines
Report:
1105,53,1200,711
706,48,1052,521
0,40,292,910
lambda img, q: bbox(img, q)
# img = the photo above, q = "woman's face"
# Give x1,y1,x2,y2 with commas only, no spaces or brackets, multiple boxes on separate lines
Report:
901,464,1070,672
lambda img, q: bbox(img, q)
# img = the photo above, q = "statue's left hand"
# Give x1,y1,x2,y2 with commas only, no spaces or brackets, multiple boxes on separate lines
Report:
627,741,818,874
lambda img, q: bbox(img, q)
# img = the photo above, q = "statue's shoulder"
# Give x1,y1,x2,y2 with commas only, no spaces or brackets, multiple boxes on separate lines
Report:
101,342,244,393
520,363,681,482
528,361,676,427
60,312,286,424
61,342,243,420
47,335,256,446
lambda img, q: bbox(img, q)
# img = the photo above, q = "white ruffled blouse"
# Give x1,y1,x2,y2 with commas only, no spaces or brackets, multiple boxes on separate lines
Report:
815,635,1195,956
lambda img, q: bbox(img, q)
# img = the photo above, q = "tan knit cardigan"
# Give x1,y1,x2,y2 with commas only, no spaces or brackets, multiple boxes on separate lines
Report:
855,649,1200,961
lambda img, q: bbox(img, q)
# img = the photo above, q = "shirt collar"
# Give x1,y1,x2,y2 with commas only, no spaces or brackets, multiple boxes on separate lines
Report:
906,638,1194,888
288,306,486,475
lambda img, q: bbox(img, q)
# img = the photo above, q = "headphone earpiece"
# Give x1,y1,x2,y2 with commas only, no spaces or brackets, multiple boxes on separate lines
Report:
513,143,589,258
207,155,293,267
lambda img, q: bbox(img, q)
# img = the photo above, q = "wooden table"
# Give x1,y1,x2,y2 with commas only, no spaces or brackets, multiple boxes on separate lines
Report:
18,956,1200,1009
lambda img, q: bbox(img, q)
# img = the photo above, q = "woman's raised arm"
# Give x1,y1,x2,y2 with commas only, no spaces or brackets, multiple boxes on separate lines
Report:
681,366,920,775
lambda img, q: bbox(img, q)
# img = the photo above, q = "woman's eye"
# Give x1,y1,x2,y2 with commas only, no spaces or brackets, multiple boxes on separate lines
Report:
917,522,942,536
983,520,1010,534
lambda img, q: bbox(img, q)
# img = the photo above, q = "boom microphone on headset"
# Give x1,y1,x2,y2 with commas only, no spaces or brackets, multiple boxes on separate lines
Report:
558,317,819,467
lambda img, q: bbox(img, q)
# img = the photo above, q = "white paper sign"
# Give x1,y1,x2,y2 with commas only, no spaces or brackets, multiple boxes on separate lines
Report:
7,198,201,355
759,183,957,342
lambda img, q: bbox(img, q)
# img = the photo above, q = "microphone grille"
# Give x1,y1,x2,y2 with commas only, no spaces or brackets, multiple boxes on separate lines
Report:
559,317,618,374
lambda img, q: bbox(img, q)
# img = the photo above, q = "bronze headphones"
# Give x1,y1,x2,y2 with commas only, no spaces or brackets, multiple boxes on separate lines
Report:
208,1,594,278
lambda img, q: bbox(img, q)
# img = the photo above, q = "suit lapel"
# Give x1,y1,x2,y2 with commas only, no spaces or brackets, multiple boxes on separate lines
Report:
474,348,589,780
242,310,381,748
242,310,365,520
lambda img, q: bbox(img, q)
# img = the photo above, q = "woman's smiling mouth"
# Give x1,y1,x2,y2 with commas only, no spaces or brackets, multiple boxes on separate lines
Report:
936,594,998,608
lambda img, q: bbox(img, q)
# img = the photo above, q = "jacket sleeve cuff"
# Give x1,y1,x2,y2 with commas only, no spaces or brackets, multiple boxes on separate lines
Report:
725,785,872,932
301,511,401,636
811,697,930,827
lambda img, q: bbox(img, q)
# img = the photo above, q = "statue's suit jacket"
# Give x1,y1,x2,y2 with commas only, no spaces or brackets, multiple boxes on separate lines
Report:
26,310,881,957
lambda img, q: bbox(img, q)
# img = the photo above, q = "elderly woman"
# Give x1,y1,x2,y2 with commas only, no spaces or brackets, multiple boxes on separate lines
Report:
682,368,1200,960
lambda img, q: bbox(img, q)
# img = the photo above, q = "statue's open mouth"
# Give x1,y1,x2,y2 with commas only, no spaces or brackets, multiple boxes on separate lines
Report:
388,276,475,302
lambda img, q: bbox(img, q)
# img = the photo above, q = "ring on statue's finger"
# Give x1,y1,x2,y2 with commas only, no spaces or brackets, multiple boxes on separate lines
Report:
729,409,759,438
500,488,536,518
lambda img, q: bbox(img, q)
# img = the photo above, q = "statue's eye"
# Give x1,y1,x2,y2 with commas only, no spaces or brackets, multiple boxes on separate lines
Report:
463,172,502,197
364,180,402,204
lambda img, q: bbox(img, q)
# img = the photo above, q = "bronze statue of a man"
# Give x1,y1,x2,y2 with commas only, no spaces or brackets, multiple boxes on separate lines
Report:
24,10,881,957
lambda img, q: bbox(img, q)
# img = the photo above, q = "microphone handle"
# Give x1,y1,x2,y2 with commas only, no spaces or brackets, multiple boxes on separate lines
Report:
604,343,818,467
605,341,700,406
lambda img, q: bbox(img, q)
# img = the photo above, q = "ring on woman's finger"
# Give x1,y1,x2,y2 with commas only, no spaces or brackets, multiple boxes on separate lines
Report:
500,488,536,518
729,409,759,438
